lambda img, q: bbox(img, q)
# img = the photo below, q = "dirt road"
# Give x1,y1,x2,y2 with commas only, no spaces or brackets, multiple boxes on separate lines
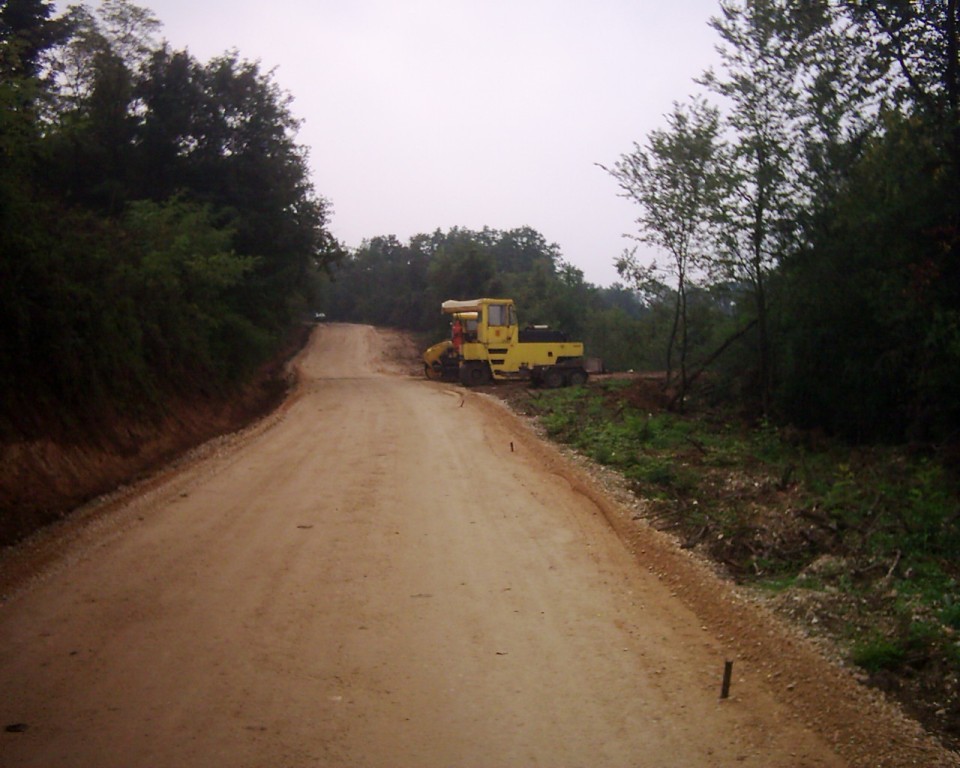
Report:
0,325,953,767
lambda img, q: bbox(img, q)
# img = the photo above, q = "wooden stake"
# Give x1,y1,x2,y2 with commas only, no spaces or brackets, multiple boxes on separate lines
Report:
721,661,733,699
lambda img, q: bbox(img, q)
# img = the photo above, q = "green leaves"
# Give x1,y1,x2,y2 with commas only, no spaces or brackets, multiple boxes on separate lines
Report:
327,226,582,337
122,197,264,379
0,1,336,436
777,110,960,440
603,97,727,403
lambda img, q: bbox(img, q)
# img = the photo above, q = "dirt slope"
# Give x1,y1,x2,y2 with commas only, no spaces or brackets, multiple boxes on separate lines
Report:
0,324,954,767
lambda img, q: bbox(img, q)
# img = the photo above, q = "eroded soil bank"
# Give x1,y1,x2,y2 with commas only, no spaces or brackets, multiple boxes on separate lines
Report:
0,327,309,548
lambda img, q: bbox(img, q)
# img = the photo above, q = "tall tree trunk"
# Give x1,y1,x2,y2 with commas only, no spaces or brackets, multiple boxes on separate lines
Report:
754,267,770,416
752,150,771,416
948,0,960,172
666,284,681,390
677,276,689,411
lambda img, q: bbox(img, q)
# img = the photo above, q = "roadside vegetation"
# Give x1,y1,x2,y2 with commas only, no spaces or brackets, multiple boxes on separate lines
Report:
507,378,960,748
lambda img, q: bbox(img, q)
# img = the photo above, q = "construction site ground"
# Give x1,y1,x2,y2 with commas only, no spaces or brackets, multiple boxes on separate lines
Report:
0,323,955,767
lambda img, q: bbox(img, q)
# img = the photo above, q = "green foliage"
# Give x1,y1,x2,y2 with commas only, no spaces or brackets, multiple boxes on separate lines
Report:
604,0,959,442
122,198,265,376
0,1,337,437
580,306,643,372
530,379,960,604
777,112,960,441
852,617,959,676
0,0,69,78
531,383,705,496
851,634,907,673
940,597,960,631
817,456,959,568
0,191,277,436
604,97,726,404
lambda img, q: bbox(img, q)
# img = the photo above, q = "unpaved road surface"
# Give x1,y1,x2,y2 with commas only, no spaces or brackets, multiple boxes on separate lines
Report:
0,324,955,767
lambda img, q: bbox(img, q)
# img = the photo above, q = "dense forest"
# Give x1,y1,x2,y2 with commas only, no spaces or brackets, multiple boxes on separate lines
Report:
2,0,958,449
0,0,341,438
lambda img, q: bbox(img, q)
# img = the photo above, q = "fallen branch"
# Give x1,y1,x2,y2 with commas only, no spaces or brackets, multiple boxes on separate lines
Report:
881,549,902,586
681,525,709,549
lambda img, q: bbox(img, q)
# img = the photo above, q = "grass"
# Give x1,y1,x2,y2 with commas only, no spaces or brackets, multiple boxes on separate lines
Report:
851,634,907,673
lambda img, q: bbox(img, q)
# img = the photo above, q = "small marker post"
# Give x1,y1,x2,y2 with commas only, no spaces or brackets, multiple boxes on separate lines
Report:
720,660,734,699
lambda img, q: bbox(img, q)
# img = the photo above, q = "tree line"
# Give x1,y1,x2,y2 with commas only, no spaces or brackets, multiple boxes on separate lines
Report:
0,0,340,438
603,0,959,443
316,226,671,375
3,0,956,449
330,1,958,445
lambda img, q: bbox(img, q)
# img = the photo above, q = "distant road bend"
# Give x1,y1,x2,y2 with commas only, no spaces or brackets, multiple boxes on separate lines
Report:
0,323,954,767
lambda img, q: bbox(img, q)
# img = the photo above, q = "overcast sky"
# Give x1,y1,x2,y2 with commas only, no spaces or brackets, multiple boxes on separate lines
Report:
137,0,723,287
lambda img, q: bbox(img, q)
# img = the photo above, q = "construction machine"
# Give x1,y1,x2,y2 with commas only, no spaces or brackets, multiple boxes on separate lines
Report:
423,298,589,388
423,311,478,381
422,339,458,381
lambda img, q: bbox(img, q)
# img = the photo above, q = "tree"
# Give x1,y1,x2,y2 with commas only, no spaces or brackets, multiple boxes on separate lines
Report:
770,2,960,440
42,1,158,116
42,4,338,315
95,0,159,70
490,226,562,275
168,51,335,325
839,1,959,281
1,0,341,436
134,46,202,199
39,2,152,212
0,0,65,78
789,3,886,205
122,196,264,381
843,1,959,121
604,97,725,406
426,228,500,306
697,0,815,414
345,236,427,328
0,0,67,187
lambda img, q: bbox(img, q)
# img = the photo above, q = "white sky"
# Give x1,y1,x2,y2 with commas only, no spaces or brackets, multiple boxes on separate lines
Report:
132,0,722,287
